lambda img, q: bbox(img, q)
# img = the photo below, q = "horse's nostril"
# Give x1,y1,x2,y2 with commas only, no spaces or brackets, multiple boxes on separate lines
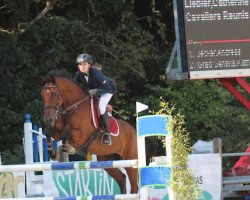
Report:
43,116,54,127
48,118,55,126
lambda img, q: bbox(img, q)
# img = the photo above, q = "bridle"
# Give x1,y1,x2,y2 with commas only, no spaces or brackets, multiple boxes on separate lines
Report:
42,81,89,120
43,82,61,112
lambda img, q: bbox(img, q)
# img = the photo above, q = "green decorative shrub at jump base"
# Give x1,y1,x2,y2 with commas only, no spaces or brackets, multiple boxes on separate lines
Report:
155,100,202,200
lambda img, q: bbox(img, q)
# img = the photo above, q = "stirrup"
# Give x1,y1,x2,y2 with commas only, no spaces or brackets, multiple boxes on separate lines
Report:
101,133,112,146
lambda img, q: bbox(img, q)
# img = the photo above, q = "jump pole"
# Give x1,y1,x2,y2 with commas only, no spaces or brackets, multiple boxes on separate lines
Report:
1,194,139,200
0,160,138,172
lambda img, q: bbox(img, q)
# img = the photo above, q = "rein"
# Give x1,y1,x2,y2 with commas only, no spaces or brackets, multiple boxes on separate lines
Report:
56,95,90,119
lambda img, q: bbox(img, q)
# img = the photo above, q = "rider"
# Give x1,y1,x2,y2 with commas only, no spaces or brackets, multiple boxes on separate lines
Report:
75,53,117,145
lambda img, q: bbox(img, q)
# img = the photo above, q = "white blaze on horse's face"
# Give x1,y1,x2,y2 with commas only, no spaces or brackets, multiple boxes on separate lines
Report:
41,83,60,127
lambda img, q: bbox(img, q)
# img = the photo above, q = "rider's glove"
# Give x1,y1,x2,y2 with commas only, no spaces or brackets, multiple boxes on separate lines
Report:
89,89,97,96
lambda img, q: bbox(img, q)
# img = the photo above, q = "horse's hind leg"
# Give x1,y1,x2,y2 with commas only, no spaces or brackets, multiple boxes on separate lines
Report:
97,155,127,194
104,168,127,194
125,167,138,193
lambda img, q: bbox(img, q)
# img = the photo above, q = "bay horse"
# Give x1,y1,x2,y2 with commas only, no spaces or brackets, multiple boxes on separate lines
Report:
41,69,138,194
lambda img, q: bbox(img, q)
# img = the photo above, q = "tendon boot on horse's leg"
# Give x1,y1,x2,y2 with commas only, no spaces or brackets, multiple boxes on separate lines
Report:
100,112,111,145
58,140,69,162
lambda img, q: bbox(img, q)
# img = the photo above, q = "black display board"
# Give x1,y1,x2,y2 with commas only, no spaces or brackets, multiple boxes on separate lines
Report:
176,0,250,79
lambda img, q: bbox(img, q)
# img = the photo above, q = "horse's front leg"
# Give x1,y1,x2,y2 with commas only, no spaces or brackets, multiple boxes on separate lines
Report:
45,126,61,160
58,125,89,162
60,124,71,141
45,125,72,162
45,126,59,139
63,127,89,160
56,124,72,162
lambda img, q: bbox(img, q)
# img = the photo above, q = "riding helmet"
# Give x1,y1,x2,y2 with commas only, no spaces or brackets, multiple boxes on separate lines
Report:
76,53,93,64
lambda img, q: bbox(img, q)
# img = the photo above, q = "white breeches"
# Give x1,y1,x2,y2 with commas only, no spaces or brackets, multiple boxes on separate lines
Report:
99,93,113,115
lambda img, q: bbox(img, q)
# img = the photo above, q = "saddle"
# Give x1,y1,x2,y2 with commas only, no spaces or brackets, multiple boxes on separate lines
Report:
90,97,119,136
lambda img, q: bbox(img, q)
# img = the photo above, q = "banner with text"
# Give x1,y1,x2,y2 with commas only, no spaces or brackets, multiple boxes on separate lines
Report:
43,168,120,196
0,172,25,198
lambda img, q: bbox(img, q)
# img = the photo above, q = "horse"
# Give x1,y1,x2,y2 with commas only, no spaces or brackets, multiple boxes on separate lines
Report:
41,69,138,194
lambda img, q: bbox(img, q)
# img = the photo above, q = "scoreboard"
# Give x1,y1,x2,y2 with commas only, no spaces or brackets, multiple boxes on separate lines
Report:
175,0,250,79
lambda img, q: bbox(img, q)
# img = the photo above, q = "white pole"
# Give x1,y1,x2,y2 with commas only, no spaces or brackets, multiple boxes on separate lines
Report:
136,136,146,167
136,118,147,200
135,102,148,168
24,114,34,196
135,102,149,200
137,137,148,200
38,128,44,163
24,114,33,165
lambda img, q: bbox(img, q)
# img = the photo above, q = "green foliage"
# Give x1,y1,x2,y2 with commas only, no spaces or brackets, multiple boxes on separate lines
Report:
155,100,201,200
1,145,24,164
143,79,250,159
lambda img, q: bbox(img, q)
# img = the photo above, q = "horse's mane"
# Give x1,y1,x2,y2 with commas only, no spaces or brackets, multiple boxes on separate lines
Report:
43,69,73,83
45,69,69,79
43,69,87,92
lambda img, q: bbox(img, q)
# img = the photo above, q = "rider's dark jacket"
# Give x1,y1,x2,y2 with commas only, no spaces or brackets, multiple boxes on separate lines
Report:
75,67,117,96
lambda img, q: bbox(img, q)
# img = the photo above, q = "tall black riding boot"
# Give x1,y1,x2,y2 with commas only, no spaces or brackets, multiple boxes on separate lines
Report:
100,112,112,145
